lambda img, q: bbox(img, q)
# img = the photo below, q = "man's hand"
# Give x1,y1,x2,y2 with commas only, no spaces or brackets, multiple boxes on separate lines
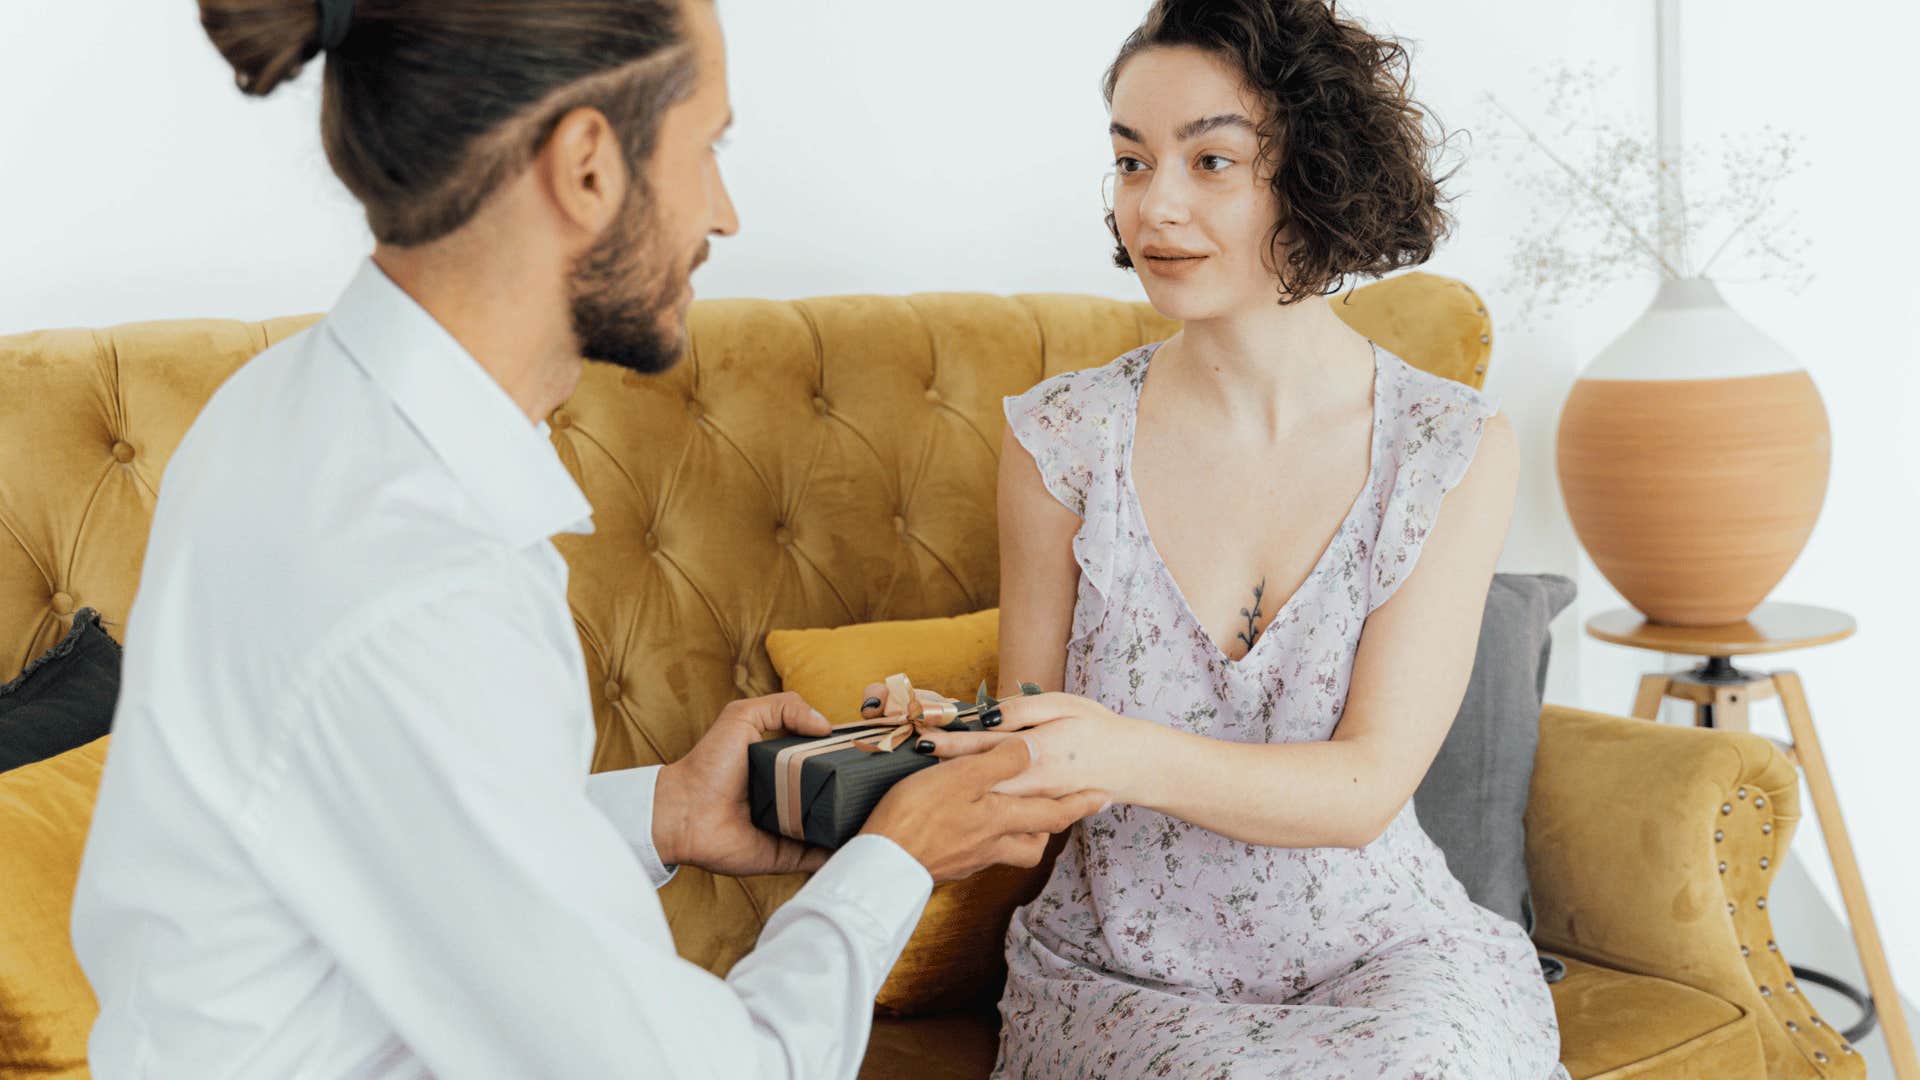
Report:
861,737,1109,882
653,693,832,877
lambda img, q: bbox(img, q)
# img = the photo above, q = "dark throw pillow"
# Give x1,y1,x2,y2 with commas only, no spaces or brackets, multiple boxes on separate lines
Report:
0,608,122,773
1412,573,1575,934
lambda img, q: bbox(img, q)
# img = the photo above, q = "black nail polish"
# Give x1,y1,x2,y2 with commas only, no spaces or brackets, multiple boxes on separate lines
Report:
915,739,936,754
982,714,1002,728
862,696,882,711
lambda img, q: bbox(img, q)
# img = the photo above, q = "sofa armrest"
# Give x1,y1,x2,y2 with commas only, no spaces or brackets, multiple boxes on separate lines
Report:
1527,704,1861,1079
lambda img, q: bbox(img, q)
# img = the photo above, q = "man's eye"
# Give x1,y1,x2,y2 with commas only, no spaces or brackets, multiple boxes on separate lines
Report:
1115,156,1148,174
1198,154,1234,171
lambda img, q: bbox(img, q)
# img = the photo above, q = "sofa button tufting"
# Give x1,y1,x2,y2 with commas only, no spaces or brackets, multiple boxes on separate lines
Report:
550,409,572,429
893,515,907,536
603,680,622,702
733,664,751,689
925,387,942,403
50,592,75,615
812,396,829,415
775,526,793,546
112,441,135,463
687,399,704,420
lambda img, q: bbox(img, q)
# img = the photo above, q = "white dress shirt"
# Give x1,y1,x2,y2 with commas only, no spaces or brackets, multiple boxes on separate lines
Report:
71,261,933,1079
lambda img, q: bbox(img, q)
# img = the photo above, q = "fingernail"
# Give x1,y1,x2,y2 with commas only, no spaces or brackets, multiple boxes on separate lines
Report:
1097,798,1113,814
915,739,936,754
811,709,827,725
982,714,1002,728
862,697,882,711
1018,733,1040,765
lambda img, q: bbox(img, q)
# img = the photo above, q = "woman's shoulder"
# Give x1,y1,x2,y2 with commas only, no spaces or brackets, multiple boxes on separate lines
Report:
1373,346,1499,470
1000,342,1159,519
1007,341,1157,422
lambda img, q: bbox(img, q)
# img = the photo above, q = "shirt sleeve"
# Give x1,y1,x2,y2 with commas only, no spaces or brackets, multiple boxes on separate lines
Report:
585,765,678,888
232,580,932,1080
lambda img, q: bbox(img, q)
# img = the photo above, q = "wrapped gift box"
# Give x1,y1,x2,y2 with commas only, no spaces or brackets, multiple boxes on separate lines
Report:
747,717,987,850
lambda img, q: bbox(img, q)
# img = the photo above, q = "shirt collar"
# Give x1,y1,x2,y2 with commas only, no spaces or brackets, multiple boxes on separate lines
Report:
324,259,595,547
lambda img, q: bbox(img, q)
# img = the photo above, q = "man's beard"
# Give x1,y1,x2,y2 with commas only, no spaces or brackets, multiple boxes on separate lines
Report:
567,182,706,377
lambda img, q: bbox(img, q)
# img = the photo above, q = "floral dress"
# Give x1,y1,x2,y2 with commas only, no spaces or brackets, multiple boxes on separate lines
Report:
993,341,1566,1079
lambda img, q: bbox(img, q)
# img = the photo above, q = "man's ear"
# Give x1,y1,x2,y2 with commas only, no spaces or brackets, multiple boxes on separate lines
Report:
537,106,629,238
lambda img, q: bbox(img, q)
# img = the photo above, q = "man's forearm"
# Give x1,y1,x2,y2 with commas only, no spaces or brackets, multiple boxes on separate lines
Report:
1128,722,1401,849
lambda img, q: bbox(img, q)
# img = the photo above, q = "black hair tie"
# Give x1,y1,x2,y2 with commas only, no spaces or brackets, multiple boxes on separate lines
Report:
316,0,355,53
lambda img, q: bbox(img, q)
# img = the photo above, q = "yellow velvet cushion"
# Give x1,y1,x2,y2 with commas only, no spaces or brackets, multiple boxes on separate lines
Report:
0,736,106,1078
767,608,1052,1016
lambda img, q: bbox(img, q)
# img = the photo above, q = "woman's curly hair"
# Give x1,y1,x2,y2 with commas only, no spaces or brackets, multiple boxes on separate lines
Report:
1103,0,1454,304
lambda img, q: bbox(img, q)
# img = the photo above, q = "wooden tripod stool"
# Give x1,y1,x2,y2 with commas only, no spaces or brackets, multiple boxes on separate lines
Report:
1589,603,1916,1079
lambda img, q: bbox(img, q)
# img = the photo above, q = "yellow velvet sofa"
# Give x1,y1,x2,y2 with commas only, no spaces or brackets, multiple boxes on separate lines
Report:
0,272,1856,1078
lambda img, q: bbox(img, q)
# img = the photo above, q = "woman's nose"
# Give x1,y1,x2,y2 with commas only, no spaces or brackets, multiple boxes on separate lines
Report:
1137,171,1191,227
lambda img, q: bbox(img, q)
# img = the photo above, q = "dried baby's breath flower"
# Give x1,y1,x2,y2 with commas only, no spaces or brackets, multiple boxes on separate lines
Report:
1478,65,1810,327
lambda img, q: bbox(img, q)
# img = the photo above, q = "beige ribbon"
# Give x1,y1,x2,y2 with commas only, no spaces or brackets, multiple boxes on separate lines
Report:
772,673,959,842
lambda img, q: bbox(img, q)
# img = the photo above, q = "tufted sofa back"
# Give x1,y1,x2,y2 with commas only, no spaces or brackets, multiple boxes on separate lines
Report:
0,272,1491,973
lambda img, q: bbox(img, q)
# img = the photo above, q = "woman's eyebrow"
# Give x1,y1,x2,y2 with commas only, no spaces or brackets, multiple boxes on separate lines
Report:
1108,114,1256,143
1176,113,1255,140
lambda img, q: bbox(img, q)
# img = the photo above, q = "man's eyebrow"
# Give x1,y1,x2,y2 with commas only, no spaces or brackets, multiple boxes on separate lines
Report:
1176,113,1256,140
1109,121,1144,142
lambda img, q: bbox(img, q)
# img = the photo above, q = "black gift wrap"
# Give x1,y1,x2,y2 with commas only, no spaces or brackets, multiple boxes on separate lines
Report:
747,718,989,850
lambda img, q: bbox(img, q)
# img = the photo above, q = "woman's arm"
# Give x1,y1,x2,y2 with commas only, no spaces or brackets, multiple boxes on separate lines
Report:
995,423,1081,695
942,412,1519,851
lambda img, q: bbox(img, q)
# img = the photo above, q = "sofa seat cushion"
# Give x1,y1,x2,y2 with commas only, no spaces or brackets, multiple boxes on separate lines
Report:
858,956,1764,1079
861,1009,1000,1080
1551,955,1764,1078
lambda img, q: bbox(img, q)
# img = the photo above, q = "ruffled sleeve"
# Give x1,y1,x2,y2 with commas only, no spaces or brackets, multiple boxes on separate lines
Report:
1367,362,1501,613
1002,349,1144,654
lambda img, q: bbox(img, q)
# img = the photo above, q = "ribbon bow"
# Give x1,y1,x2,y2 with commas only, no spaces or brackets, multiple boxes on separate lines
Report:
833,673,962,752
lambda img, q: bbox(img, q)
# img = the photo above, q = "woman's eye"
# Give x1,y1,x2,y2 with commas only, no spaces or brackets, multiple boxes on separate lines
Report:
1115,156,1148,174
1198,154,1234,172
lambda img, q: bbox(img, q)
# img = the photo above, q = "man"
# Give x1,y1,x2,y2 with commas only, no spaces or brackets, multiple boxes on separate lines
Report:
71,0,1107,1076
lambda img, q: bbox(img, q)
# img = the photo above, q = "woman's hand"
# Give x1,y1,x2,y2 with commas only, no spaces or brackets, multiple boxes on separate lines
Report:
912,691,1153,805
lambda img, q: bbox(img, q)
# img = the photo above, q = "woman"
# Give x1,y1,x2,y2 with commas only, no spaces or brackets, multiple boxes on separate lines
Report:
908,1,1565,1075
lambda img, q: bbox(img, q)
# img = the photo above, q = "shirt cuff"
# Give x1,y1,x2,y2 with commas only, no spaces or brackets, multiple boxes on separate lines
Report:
584,765,678,889
795,834,933,953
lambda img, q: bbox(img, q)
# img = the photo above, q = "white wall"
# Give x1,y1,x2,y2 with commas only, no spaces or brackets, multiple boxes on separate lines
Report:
4,0,1913,993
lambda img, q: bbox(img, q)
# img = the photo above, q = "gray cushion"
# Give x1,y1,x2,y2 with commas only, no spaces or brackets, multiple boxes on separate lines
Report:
1412,572,1575,931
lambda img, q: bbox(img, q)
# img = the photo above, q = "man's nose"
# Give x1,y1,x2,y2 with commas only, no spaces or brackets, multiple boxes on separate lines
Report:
711,160,741,238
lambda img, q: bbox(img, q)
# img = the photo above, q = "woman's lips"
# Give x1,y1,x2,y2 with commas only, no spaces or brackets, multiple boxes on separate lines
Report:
1142,252,1208,277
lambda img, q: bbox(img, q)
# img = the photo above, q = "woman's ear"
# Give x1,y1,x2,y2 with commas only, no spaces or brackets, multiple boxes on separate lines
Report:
537,106,630,240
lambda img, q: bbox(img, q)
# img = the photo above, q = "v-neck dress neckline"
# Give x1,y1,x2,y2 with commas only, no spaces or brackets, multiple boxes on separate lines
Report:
1118,340,1386,671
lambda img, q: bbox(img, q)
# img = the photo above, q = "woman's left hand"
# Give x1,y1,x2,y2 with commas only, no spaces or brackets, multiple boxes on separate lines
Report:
913,691,1151,804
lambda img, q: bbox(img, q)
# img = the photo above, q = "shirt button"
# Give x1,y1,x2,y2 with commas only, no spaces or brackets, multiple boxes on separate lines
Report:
111,441,135,463
50,592,75,615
